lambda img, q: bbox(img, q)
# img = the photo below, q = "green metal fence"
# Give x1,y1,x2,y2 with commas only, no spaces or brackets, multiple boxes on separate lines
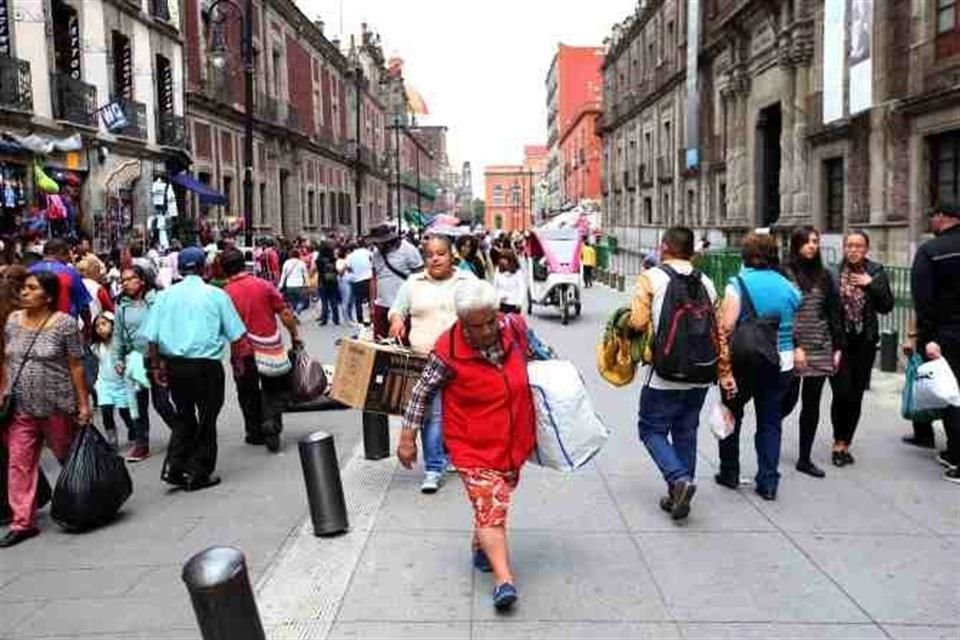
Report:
693,252,913,341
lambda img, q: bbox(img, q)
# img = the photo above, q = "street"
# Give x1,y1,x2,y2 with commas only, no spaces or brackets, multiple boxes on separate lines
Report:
1,284,959,639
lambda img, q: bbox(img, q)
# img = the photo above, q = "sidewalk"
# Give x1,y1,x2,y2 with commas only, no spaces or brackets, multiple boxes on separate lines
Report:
257,286,960,640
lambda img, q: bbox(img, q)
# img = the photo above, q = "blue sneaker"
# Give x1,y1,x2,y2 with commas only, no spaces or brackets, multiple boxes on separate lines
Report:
472,548,493,573
492,582,518,611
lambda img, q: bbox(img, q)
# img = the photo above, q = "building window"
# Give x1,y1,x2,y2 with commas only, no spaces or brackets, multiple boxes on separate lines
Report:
939,0,956,34
155,54,173,114
198,172,212,218
718,182,727,220
259,183,267,224
111,32,132,99
319,192,326,226
644,197,652,225
272,47,282,97
307,190,316,227
222,174,233,214
824,158,845,232
687,189,696,222
493,185,504,205
932,130,960,208
937,0,960,57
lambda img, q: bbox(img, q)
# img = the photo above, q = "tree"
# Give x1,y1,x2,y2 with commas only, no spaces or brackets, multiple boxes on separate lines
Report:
472,198,485,226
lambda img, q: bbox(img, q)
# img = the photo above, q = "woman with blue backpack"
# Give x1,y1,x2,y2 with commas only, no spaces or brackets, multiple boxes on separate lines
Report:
716,233,801,501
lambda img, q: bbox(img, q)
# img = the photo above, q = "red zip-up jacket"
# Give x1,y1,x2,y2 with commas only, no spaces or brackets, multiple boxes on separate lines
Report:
434,316,536,471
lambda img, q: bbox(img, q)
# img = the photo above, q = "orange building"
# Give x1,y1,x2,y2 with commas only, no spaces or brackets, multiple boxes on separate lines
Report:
559,102,603,204
484,165,536,232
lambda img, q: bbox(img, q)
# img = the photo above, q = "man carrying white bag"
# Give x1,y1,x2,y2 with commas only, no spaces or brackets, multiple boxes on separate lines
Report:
527,359,610,472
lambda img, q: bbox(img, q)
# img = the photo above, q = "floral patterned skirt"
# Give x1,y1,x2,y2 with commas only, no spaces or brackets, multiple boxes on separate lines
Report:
458,468,520,528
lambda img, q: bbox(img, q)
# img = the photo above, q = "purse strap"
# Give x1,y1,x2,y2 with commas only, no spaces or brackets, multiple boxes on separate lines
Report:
8,313,53,392
735,275,759,321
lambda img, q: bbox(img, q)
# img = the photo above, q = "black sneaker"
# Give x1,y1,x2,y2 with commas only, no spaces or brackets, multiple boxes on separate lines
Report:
944,468,960,484
901,435,935,449
264,433,281,453
659,496,674,513
714,473,739,490
936,451,958,470
669,480,696,521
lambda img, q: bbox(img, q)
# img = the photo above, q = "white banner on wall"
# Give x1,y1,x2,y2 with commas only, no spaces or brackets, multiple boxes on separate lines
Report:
822,0,845,124
684,0,700,169
848,0,873,115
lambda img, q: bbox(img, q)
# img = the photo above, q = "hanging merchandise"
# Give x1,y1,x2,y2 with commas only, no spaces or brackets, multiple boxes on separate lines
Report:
34,163,60,194
47,194,68,220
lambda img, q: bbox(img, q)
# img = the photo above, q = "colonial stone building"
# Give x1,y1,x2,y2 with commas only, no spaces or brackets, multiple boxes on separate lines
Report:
0,0,188,252
183,2,392,241
600,0,960,265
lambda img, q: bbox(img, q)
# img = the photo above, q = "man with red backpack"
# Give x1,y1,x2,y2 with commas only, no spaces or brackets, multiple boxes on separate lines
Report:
628,227,732,521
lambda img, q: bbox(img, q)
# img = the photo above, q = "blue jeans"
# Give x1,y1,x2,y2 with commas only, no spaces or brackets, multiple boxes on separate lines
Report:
719,368,792,493
421,392,447,473
284,287,309,314
638,385,709,484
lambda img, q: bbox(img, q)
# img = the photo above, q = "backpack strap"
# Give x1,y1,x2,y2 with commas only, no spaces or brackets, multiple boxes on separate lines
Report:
735,275,759,320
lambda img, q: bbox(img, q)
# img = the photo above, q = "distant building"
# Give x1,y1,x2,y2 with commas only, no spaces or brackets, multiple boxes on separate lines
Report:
599,0,960,265
545,44,605,213
523,145,549,221
485,165,536,232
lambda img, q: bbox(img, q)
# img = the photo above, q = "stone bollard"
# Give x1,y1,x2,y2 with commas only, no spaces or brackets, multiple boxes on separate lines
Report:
361,411,391,460
182,546,266,640
617,274,626,292
298,431,349,536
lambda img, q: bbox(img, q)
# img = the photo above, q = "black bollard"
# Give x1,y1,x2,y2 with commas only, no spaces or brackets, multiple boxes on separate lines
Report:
617,274,626,292
298,431,349,536
182,546,265,640
880,330,899,372
362,411,391,460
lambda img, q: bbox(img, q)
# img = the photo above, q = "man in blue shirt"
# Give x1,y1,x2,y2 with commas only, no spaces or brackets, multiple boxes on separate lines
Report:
28,238,92,328
143,246,247,491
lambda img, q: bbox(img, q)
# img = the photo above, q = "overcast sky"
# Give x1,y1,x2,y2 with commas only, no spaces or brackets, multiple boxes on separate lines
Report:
299,0,631,197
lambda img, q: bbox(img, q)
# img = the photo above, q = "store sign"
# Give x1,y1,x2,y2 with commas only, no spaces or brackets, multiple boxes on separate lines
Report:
101,101,129,132
68,13,81,80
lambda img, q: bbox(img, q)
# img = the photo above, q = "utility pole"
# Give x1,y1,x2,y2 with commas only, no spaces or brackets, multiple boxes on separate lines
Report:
241,0,254,246
415,141,421,220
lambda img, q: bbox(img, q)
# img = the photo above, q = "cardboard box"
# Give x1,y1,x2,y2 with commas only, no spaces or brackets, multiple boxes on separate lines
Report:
330,339,429,415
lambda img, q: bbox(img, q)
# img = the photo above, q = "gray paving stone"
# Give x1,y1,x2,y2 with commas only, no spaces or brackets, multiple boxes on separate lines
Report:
793,533,960,625
8,597,196,637
327,621,470,639
744,474,925,534
471,532,670,622
510,466,627,532
604,472,776,532
374,470,473,532
335,531,473,622
851,477,960,536
881,624,960,639
472,621,682,639
124,564,190,600
1,566,151,603
0,600,46,636
636,531,869,623
680,622,888,639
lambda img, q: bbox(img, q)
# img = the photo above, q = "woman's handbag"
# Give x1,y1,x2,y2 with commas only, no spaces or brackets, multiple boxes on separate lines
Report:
248,330,292,377
0,314,53,426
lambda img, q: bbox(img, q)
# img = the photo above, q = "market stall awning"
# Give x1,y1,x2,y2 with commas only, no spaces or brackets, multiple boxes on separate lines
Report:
170,171,226,205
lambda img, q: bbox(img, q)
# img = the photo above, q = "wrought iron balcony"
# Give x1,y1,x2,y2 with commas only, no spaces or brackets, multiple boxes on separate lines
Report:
657,155,674,181
150,0,172,23
0,55,33,112
113,97,148,140
623,169,635,191
52,72,97,127
255,93,278,123
157,111,186,147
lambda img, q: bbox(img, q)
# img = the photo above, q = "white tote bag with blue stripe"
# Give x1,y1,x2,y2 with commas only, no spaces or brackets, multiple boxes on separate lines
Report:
527,360,610,472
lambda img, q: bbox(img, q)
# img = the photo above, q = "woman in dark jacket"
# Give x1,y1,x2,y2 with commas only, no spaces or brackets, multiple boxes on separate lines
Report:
829,230,894,466
781,227,844,478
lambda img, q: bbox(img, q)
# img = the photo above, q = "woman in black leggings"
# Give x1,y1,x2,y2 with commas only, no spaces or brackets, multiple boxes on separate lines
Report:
780,227,844,478
829,230,894,466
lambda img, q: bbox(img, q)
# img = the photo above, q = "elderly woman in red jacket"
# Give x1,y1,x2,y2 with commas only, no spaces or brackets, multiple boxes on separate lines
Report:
398,279,535,613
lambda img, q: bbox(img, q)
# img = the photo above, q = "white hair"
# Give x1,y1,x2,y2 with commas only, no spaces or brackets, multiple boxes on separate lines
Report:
454,279,500,317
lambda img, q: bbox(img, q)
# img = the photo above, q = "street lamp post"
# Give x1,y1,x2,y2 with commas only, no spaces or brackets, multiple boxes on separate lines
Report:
208,0,254,247
393,116,402,231
352,62,363,237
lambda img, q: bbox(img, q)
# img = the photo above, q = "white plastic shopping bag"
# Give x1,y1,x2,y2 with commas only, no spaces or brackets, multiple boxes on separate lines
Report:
701,385,735,440
527,360,610,471
914,358,960,411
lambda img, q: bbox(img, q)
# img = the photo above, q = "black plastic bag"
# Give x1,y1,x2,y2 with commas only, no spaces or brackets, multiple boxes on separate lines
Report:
51,424,133,531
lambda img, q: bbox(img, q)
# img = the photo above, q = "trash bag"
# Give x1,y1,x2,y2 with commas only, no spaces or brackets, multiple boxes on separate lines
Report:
913,358,960,412
902,354,944,423
51,424,132,531
291,345,327,402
